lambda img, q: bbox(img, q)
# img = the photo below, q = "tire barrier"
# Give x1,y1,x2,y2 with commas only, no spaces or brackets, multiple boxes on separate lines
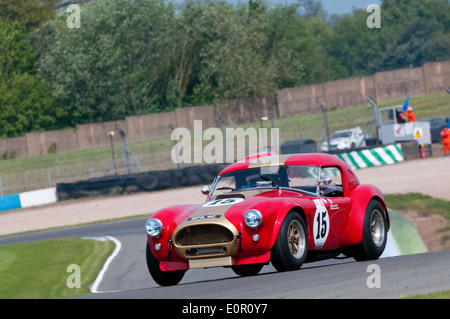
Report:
280,139,317,154
0,188,57,212
335,143,405,170
56,164,226,201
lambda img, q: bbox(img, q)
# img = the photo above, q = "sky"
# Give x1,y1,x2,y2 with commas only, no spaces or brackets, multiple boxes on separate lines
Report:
243,0,383,16
320,0,382,16
175,0,383,16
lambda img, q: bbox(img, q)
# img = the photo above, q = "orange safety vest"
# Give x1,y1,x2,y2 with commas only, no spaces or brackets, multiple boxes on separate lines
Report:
404,110,415,122
442,128,450,144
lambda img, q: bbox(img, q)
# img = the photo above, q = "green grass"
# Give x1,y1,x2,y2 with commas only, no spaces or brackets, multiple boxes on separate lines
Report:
408,290,450,299
385,193,450,222
0,91,449,195
388,209,427,255
0,238,115,299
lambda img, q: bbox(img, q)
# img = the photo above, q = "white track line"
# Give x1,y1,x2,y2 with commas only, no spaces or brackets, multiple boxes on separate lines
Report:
90,236,122,294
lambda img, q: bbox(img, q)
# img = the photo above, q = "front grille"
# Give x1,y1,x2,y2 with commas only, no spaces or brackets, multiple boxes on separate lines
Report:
186,247,227,257
176,225,234,246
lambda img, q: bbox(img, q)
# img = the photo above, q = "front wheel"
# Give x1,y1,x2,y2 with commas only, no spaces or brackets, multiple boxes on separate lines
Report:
352,200,388,261
271,212,308,272
146,242,186,286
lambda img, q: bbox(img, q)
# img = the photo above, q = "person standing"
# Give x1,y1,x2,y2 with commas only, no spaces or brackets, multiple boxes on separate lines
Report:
403,106,416,122
441,123,450,156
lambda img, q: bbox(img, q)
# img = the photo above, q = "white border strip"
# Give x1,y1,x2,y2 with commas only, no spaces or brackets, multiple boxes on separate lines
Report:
387,144,404,162
374,147,394,165
361,149,381,166
19,187,57,208
90,236,122,294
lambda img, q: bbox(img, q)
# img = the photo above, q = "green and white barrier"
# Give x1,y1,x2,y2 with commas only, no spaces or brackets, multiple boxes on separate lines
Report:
336,144,404,170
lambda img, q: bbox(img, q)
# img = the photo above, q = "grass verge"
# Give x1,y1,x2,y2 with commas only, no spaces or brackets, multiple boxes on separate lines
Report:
386,193,450,299
0,237,115,299
385,193,450,222
407,290,450,299
388,209,427,255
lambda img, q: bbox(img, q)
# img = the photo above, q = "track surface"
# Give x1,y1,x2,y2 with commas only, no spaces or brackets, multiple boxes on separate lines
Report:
1,217,449,299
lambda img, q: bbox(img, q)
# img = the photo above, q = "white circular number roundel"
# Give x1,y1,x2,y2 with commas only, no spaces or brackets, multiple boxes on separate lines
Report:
202,197,244,207
313,199,330,248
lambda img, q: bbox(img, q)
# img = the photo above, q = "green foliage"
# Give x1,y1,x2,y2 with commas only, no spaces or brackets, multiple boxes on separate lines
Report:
318,0,450,77
1,0,450,135
0,0,57,32
0,20,65,137
322,10,385,78
36,0,179,123
370,18,450,72
32,0,320,122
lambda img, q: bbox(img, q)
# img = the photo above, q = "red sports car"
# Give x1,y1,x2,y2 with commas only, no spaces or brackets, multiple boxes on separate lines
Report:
145,153,389,286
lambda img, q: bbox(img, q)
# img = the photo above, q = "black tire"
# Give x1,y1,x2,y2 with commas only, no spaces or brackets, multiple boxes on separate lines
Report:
231,263,264,277
271,212,308,272
145,242,186,286
352,200,388,261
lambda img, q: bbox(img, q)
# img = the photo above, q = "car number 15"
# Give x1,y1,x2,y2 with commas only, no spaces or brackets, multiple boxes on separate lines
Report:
313,199,330,248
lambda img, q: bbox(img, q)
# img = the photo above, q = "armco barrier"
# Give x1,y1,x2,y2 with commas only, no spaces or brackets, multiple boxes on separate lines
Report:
0,188,57,212
0,194,21,212
336,143,404,170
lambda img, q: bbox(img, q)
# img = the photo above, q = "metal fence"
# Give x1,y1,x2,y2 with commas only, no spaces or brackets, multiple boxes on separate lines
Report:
0,104,377,196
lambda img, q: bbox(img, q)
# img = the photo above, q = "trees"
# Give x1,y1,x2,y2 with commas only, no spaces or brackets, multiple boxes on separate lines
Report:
0,20,63,137
37,0,179,124
370,18,450,72
369,0,450,71
35,0,318,123
0,0,57,32
323,0,450,77
2,0,450,135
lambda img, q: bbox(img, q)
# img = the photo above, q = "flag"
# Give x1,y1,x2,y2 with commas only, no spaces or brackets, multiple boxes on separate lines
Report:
401,96,409,111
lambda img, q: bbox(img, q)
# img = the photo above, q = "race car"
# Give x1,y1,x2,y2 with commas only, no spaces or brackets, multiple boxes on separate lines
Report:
145,152,389,286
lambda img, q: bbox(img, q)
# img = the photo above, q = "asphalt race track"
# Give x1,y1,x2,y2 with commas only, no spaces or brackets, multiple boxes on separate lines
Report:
1,217,449,299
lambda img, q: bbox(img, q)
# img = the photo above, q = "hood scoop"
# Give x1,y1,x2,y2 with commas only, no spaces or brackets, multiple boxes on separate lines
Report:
214,188,272,201
215,193,246,200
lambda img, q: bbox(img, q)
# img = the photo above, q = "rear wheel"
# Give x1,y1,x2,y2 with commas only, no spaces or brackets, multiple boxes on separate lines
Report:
271,212,308,272
146,242,186,286
352,200,388,261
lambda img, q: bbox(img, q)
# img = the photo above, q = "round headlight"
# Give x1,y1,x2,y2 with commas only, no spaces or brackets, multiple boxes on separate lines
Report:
244,209,262,228
145,218,163,237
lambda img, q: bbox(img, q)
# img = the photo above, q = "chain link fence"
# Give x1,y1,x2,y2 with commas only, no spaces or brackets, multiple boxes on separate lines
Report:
0,102,378,196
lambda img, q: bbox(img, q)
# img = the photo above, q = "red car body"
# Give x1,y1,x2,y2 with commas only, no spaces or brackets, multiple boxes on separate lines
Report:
145,153,389,286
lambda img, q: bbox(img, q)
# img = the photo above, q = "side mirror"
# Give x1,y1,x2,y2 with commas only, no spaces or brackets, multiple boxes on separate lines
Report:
201,185,211,195
320,175,332,185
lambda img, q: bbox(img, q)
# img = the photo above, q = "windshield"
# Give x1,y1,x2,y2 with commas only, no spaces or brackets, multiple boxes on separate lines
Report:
211,165,344,198
331,131,351,139
211,165,316,197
